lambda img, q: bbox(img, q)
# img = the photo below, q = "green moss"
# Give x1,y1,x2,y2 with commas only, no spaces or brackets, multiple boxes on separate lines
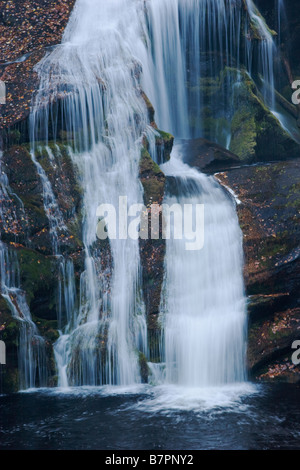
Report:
154,130,174,163
141,92,155,123
8,129,21,145
0,367,19,394
0,298,20,347
230,111,257,160
227,68,300,162
16,247,57,311
32,316,59,343
138,352,150,384
139,148,166,206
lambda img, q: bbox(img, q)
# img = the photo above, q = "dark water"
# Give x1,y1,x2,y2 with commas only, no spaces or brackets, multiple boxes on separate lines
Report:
0,383,299,450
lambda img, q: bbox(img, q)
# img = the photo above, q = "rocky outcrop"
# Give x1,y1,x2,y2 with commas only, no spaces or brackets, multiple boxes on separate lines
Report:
180,137,240,173
0,0,76,130
0,1,78,392
216,159,300,383
227,69,300,162
139,135,172,362
0,141,84,392
0,297,19,393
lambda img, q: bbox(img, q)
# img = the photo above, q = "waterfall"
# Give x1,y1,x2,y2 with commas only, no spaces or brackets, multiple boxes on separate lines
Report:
25,0,285,390
245,0,276,110
140,1,248,386
277,0,286,46
158,148,247,387
0,152,47,389
143,0,242,145
30,0,152,386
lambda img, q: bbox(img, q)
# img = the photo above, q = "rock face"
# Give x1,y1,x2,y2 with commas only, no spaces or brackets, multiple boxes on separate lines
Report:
139,134,173,363
0,1,79,393
0,0,76,129
0,141,84,392
227,69,300,162
216,160,300,383
179,137,240,173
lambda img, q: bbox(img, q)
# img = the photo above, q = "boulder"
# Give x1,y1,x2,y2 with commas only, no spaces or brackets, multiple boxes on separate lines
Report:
216,159,300,383
179,137,240,173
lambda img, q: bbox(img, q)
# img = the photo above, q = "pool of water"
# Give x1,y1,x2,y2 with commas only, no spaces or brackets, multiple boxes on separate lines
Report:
0,383,299,450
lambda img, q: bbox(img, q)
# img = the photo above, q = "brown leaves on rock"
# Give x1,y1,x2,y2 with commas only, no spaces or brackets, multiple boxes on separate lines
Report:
217,161,300,284
0,0,76,129
0,0,76,62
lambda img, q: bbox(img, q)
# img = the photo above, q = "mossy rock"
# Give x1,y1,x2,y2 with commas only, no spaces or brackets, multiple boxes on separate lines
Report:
0,297,20,393
2,144,51,250
0,297,20,348
139,147,166,206
139,147,167,318
16,247,58,320
141,92,155,124
33,141,82,216
155,130,174,164
139,351,150,384
228,69,300,162
230,111,257,160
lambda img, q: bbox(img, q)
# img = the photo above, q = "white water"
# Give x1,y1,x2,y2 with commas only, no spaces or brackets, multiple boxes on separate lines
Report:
31,0,153,386
29,147,67,253
136,2,247,386
156,147,247,387
25,0,294,392
0,152,47,389
143,0,242,143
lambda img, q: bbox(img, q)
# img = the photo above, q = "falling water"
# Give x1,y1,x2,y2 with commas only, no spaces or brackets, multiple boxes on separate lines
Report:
140,1,248,386
26,0,286,390
245,0,276,109
158,148,247,386
277,0,286,46
0,152,47,389
30,0,153,386
143,0,242,144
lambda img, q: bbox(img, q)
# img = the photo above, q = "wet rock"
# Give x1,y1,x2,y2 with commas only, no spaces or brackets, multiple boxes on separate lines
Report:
180,137,240,173
228,69,300,162
0,298,20,393
155,130,174,164
0,0,76,130
2,144,51,251
217,159,300,382
139,146,166,320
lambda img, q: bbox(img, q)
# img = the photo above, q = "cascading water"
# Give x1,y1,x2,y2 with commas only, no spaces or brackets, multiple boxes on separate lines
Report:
30,0,154,386
157,148,247,387
245,0,300,143
29,146,67,254
25,0,291,392
245,0,276,109
139,1,248,387
143,0,242,145
0,152,47,389
277,0,286,46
